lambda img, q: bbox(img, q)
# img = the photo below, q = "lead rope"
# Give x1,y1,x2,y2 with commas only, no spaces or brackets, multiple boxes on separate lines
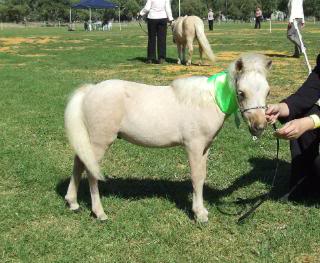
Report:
237,123,280,224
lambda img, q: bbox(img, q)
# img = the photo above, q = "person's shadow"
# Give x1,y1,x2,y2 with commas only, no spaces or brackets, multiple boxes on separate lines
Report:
127,57,178,64
56,157,298,219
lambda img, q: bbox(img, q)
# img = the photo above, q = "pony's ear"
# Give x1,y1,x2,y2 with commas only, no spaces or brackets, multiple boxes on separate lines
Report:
266,59,272,70
235,58,243,72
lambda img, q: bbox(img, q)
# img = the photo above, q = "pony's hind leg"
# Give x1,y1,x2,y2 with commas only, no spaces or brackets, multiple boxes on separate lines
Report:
65,155,85,211
177,44,182,64
198,45,203,65
186,38,194,66
87,130,118,221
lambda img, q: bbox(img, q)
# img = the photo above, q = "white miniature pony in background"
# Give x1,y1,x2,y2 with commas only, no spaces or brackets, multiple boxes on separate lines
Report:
172,15,216,65
64,53,272,223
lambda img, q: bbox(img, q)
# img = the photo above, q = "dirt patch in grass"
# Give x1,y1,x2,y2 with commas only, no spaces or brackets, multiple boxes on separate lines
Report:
217,51,241,61
43,47,86,51
63,40,84,44
18,54,49,57
162,64,223,77
0,36,57,46
0,47,10,52
0,36,58,53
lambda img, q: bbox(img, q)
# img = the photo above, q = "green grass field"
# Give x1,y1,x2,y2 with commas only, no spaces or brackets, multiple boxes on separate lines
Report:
1,21,320,262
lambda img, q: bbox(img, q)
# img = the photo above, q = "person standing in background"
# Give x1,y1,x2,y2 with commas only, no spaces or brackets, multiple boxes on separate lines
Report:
139,0,174,64
254,7,262,29
287,0,305,58
208,9,214,31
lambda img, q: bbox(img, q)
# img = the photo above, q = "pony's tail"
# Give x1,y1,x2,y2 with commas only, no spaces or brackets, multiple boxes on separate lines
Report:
195,21,216,64
64,85,105,181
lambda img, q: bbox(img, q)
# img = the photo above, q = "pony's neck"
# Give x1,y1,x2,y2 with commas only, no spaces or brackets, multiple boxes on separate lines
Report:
207,71,238,115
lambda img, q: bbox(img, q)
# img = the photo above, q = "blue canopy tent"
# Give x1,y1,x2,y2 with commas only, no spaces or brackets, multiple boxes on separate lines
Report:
70,0,119,30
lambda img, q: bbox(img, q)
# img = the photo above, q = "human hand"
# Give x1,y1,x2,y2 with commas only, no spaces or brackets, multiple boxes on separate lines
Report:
301,23,305,28
287,22,292,29
265,104,281,124
273,117,314,140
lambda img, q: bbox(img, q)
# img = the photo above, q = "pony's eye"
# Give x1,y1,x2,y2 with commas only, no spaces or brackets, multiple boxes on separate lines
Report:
267,90,270,97
237,91,245,100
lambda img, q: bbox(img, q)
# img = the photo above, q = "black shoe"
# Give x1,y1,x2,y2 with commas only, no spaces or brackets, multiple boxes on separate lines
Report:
292,53,300,58
158,58,165,64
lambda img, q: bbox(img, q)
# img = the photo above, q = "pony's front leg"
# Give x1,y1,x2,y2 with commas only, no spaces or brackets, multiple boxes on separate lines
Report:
187,145,209,223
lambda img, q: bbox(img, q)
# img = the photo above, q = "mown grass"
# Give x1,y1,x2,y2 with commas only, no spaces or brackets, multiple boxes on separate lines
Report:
1,21,320,263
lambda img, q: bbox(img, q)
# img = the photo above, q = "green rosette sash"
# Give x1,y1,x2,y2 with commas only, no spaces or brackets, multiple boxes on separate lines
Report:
207,71,238,115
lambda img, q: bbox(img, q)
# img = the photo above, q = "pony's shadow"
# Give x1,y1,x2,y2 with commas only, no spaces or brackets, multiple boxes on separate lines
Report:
127,57,177,64
265,53,293,58
56,157,297,219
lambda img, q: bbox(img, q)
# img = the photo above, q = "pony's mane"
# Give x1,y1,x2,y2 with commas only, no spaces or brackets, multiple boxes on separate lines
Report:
171,53,271,107
171,76,212,107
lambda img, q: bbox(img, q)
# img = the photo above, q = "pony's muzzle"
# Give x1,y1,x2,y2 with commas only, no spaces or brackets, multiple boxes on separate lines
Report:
249,122,267,137
246,111,267,137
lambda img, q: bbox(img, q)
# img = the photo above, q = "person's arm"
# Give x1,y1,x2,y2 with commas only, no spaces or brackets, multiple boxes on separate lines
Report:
165,0,174,21
140,0,152,17
282,70,320,121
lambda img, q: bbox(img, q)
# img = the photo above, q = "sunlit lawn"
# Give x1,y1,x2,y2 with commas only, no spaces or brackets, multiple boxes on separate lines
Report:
1,21,320,262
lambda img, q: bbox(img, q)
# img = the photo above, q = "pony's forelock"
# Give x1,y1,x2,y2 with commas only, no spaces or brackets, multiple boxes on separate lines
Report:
228,53,270,84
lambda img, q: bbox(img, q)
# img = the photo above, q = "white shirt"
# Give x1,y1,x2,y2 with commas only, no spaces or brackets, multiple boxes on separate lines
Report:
208,11,214,21
288,0,304,23
140,0,173,21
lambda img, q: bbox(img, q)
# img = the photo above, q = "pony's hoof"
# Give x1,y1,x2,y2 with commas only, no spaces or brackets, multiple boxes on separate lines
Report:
186,61,191,66
194,208,209,223
91,211,108,221
65,200,80,212
177,60,181,65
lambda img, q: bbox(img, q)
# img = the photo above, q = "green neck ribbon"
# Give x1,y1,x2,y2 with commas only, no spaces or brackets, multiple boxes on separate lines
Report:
207,71,238,115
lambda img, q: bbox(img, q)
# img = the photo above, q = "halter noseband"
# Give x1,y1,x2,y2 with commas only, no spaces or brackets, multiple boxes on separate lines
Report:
239,105,267,114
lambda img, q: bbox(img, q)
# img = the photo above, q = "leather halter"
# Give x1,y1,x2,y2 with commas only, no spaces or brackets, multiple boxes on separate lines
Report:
239,105,267,114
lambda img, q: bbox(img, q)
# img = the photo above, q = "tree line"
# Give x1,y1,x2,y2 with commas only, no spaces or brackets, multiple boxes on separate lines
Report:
0,0,320,23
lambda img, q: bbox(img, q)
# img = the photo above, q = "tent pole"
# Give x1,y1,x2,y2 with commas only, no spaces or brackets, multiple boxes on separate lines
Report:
179,0,180,17
69,8,72,24
119,7,121,31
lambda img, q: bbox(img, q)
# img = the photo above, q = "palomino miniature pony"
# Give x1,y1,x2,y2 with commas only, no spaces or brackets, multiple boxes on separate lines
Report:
64,53,272,223
172,16,216,65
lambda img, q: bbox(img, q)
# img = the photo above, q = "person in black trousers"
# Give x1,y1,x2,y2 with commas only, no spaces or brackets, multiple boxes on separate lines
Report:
139,0,174,64
266,54,320,199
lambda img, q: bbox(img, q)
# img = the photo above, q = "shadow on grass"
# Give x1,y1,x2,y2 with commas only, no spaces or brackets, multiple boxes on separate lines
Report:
56,157,299,219
264,53,294,58
127,56,178,64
